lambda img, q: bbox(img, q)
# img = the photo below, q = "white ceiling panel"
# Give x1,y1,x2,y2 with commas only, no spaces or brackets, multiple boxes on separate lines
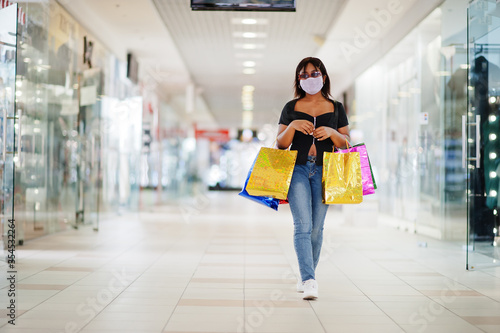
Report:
152,0,347,128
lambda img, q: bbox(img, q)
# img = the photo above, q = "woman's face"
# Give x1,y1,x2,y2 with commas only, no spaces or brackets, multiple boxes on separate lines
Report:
298,63,325,83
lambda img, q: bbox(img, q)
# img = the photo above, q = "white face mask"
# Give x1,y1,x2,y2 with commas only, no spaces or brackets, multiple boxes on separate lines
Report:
300,76,324,95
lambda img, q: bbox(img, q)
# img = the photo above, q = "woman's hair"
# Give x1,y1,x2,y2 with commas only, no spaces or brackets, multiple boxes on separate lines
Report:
294,57,331,99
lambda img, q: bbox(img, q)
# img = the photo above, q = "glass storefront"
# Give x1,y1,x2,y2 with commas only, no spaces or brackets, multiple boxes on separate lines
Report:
0,3,18,250
351,0,500,269
6,1,143,244
466,0,500,269
353,1,468,241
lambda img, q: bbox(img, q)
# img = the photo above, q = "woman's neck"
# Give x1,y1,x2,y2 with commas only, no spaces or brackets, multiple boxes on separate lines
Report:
302,94,326,102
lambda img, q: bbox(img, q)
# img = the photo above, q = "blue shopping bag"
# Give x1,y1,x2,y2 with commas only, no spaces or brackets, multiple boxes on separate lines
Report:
238,156,281,211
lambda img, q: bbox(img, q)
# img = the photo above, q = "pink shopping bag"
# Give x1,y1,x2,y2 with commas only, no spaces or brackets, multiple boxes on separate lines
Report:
335,143,375,196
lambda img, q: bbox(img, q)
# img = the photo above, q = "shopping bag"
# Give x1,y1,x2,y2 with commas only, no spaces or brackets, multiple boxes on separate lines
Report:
335,143,375,195
246,147,297,200
322,143,363,204
239,156,281,211
367,153,377,190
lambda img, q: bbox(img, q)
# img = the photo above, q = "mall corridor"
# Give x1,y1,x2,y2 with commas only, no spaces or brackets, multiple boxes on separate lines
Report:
2,0,500,332
0,192,499,333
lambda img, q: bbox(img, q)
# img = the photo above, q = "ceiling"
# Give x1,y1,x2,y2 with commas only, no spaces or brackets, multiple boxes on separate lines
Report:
60,0,430,130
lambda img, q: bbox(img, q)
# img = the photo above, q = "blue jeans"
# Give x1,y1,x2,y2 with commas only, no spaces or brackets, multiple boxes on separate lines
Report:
287,156,329,282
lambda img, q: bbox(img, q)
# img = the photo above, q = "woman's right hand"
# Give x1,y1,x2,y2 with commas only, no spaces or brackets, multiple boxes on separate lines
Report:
290,120,315,136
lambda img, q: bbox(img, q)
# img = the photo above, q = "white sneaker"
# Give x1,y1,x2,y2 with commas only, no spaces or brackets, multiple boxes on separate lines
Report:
297,280,304,293
302,279,318,300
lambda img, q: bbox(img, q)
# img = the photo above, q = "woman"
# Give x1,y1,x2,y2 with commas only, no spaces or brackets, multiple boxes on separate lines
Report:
276,57,350,300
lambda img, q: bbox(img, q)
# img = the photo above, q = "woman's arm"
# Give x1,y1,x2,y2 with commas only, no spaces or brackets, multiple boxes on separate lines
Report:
276,120,315,149
333,125,350,148
312,125,350,148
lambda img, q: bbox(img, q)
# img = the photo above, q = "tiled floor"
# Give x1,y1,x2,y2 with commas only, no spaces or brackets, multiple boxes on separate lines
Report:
1,191,500,333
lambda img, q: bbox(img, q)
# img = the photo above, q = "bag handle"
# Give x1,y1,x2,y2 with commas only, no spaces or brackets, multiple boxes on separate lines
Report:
334,135,352,152
344,136,353,151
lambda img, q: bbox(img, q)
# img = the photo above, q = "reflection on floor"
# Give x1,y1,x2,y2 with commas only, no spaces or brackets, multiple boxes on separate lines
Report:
1,191,500,333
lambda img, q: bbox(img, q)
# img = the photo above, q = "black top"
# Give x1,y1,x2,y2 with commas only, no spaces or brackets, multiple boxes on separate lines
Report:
278,98,349,166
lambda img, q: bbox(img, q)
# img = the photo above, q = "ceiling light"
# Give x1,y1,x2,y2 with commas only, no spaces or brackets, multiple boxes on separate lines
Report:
232,32,268,39
243,68,256,75
235,53,264,59
242,18,257,24
242,85,254,111
242,110,253,128
234,43,265,50
231,18,269,25
243,61,256,67
242,85,255,92
243,32,257,38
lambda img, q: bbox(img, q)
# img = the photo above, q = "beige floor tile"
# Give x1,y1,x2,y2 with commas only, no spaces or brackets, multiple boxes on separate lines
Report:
163,318,241,332
462,316,500,325
246,314,324,333
84,319,167,331
318,315,396,325
178,299,244,307
476,325,500,333
173,305,243,315
399,324,483,333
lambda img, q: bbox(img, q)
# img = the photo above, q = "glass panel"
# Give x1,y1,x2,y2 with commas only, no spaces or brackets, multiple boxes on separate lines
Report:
353,3,469,245
77,69,102,230
440,0,468,243
13,1,83,241
0,4,18,252
467,0,500,269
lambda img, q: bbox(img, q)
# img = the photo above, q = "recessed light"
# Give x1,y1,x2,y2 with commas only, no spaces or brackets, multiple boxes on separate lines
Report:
242,18,257,24
243,85,255,92
231,18,269,25
242,32,257,38
243,61,256,67
235,53,264,59
242,111,253,128
234,43,265,50
243,68,256,75
243,44,257,50
232,32,267,39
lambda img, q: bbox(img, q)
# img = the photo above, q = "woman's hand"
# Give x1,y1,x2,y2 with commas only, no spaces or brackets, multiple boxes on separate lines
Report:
290,120,315,135
313,126,335,141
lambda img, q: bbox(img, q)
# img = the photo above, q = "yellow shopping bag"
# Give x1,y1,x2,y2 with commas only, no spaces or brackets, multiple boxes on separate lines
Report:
246,147,297,200
322,146,363,204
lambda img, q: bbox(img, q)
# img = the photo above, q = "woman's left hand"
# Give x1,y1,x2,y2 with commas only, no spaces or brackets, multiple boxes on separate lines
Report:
312,126,335,141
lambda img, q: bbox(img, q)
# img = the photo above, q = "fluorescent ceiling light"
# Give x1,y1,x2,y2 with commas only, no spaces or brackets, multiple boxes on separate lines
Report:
232,32,268,38
234,43,265,50
242,111,253,128
243,68,256,75
242,85,255,92
243,61,256,67
242,44,257,49
242,18,257,24
231,18,269,25
243,32,257,38
235,53,264,59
